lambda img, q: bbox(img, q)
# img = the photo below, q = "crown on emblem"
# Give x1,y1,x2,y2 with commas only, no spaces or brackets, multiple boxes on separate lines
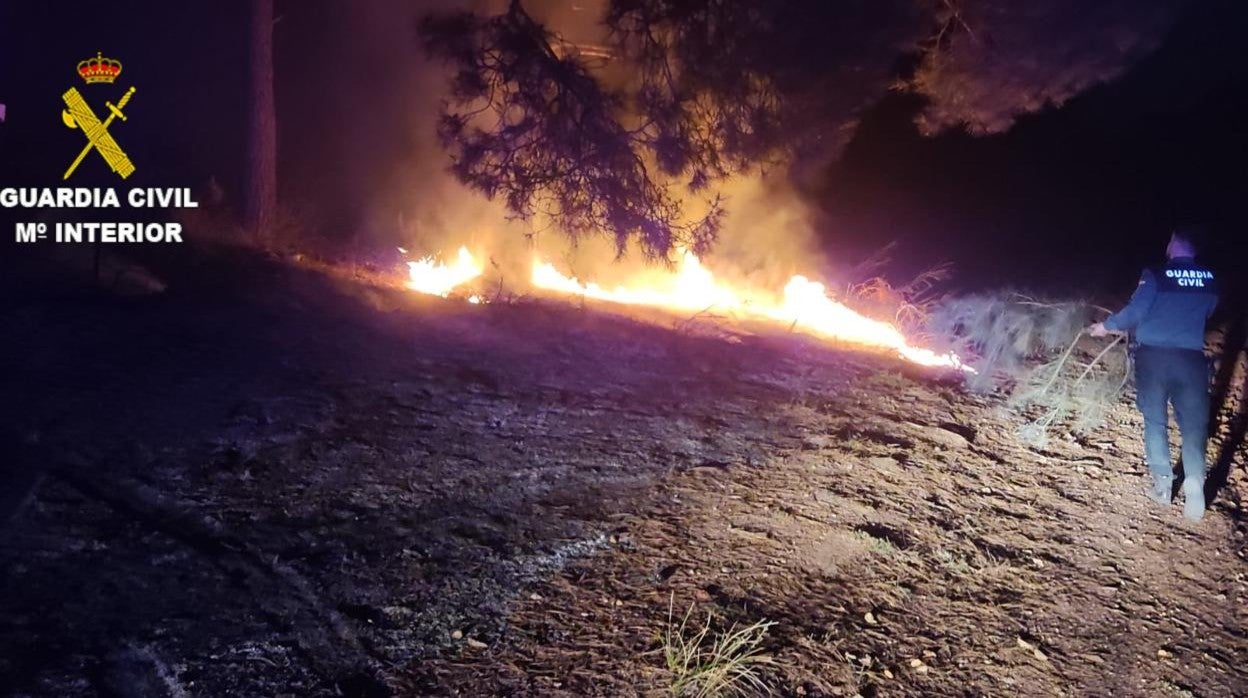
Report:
77,52,122,84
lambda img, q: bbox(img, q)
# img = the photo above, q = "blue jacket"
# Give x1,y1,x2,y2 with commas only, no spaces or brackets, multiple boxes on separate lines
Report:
1103,257,1218,351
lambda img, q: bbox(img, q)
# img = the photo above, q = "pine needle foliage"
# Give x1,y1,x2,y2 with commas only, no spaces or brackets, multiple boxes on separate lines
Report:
927,293,1130,445
420,1,1183,256
1010,333,1131,447
926,293,1089,392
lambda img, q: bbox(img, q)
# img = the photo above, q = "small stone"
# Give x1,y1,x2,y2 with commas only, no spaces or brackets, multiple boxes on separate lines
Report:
882,669,894,679
465,638,487,650
864,612,878,625
451,629,463,640
909,658,924,668
1157,648,1173,659
908,423,972,449
1017,637,1047,661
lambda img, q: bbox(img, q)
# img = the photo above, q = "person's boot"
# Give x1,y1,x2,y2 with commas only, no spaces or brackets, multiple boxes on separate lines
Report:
1145,475,1172,505
1182,478,1205,522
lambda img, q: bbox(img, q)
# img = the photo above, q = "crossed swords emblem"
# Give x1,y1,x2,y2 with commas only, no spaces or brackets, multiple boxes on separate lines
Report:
61,85,136,180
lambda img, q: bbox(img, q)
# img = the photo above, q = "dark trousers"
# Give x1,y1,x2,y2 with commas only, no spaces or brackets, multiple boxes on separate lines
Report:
1134,345,1211,484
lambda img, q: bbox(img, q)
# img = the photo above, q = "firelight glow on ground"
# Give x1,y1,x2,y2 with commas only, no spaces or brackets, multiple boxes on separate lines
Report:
408,247,969,371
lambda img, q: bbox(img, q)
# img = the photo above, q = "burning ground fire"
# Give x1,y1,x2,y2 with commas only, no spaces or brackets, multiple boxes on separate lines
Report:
403,247,968,371
404,246,483,304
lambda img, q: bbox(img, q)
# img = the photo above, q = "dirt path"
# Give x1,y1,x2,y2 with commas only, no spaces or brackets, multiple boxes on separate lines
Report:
1,253,1245,697
417,349,1248,697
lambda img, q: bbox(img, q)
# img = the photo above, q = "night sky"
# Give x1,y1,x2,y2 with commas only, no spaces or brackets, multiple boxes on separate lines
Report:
2,1,1245,296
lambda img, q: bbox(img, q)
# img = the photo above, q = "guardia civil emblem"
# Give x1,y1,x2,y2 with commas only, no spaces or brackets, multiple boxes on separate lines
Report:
61,52,136,180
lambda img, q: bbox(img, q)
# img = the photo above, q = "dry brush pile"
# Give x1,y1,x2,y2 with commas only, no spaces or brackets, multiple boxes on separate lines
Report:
926,293,1131,447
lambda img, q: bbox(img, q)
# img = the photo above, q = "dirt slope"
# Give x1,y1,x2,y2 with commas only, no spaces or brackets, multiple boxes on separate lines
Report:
1,251,1245,697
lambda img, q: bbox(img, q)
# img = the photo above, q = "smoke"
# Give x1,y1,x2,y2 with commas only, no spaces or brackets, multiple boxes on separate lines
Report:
278,0,520,252
286,0,829,292
699,176,824,291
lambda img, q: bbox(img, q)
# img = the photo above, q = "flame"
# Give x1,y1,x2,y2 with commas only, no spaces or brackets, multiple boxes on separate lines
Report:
397,244,967,371
531,252,742,312
405,246,483,297
531,251,969,371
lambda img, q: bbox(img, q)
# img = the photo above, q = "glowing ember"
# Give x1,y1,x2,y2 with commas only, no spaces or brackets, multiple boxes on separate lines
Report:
531,252,969,371
405,246,482,297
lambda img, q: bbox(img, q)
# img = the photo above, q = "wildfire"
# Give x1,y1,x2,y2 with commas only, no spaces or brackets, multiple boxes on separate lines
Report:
530,252,968,371
405,246,483,297
401,245,967,371
531,252,740,312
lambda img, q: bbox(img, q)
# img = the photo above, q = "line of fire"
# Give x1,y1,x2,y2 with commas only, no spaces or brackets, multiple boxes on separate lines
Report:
2,2,1247,697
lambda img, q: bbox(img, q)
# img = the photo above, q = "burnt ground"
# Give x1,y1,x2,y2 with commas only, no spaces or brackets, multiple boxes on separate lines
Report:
1,247,1246,697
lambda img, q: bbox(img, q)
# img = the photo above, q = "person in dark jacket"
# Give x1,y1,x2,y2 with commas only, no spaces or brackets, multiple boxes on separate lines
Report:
1090,228,1218,521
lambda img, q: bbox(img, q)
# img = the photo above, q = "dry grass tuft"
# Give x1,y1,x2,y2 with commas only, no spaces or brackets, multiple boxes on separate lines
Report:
662,598,776,697
848,258,955,335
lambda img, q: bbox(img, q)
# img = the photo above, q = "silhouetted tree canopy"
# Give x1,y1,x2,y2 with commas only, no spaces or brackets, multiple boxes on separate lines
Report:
420,0,1186,258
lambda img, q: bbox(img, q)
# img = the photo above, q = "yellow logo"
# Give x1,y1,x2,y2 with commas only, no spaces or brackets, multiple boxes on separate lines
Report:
61,52,136,180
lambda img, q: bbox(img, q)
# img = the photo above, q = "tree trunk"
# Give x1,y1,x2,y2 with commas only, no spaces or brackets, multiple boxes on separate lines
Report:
244,0,277,240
